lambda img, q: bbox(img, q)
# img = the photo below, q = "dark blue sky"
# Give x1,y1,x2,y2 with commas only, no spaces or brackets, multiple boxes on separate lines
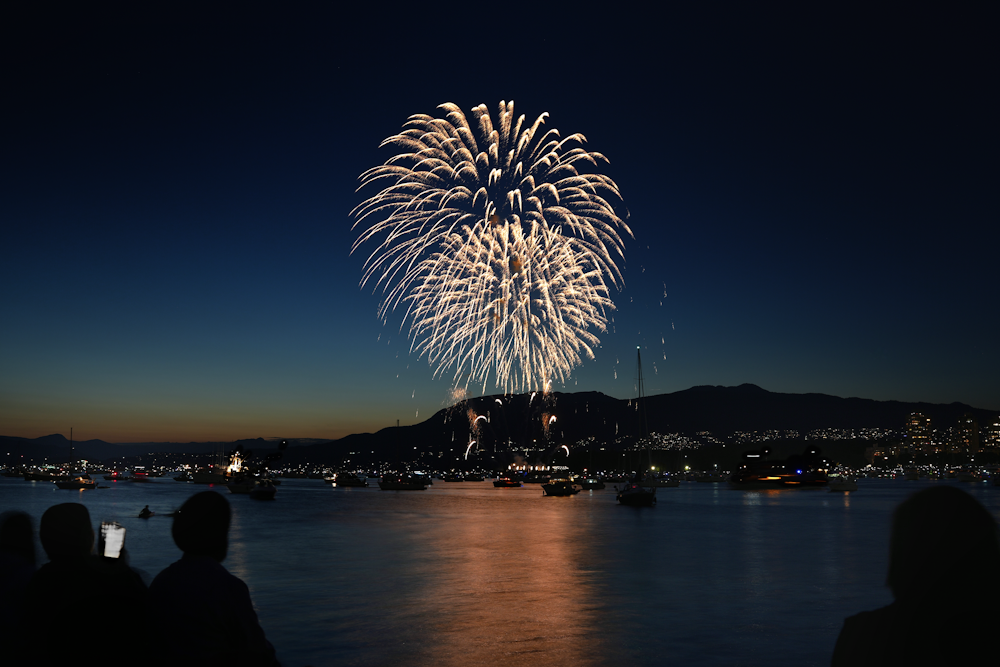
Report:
2,5,996,442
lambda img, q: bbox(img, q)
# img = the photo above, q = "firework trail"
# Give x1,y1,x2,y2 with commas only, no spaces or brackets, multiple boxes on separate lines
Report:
353,101,631,392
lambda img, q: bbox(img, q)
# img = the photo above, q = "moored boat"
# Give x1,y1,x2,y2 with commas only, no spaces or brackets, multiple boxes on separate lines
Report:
55,476,97,490
378,474,428,490
542,479,582,496
616,479,656,506
249,479,277,500
576,476,605,490
827,475,858,492
190,469,233,484
326,472,368,487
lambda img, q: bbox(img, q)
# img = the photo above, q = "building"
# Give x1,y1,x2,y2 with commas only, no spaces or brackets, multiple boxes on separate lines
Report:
984,418,1000,450
953,412,981,455
905,413,932,454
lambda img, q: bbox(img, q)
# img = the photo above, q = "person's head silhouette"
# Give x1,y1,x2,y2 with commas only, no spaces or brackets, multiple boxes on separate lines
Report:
887,485,1000,602
172,491,231,562
0,510,36,566
39,503,93,561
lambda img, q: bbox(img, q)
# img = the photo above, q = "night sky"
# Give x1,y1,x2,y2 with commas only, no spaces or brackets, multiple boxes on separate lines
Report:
3,5,996,443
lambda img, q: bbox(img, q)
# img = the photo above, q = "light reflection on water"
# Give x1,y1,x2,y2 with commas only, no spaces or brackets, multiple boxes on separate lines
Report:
6,477,1000,666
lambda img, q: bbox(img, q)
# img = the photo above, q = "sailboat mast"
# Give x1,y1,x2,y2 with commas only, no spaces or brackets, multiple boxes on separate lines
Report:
636,347,648,440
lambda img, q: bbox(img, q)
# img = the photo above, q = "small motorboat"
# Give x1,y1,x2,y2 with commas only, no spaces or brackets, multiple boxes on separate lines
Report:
493,476,523,488
55,476,97,490
378,474,428,490
616,480,656,506
326,472,368,487
138,507,155,519
542,479,582,496
576,477,606,490
827,475,858,492
249,479,277,500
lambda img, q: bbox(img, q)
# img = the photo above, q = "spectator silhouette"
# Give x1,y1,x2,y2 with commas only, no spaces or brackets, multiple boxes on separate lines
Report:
21,503,148,667
149,490,280,666
832,485,1000,666
1,511,36,652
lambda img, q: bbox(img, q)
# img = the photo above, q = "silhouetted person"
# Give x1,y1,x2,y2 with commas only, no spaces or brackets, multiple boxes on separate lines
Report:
1,511,36,654
139,505,152,518
21,503,148,667
832,486,1000,666
149,490,280,666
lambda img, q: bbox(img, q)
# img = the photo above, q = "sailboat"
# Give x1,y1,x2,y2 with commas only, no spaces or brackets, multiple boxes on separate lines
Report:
55,428,97,490
616,348,656,507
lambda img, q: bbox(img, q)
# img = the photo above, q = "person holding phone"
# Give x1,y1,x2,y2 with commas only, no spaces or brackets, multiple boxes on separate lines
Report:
20,503,148,667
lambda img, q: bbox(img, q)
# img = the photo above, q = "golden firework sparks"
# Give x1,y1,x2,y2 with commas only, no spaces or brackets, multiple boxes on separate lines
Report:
353,101,631,393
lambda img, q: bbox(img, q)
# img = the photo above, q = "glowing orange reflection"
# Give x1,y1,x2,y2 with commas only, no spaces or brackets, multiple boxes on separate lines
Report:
407,498,602,666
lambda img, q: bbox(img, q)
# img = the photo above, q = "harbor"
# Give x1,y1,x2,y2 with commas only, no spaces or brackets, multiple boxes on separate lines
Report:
5,472,1000,665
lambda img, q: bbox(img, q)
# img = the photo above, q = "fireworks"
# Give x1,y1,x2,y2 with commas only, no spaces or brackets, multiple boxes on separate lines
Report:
353,101,631,392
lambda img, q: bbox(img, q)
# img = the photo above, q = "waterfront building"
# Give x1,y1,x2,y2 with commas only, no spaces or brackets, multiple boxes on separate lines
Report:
905,413,932,454
984,419,1000,450
953,412,981,455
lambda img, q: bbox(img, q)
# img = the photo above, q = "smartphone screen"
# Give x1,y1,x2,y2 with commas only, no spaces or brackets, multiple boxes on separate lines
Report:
100,521,126,558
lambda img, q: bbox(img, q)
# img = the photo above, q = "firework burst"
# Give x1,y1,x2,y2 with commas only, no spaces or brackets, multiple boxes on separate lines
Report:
352,101,631,392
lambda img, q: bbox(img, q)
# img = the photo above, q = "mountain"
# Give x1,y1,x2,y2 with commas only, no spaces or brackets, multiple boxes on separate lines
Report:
276,385,997,466
3,386,995,467
0,435,328,465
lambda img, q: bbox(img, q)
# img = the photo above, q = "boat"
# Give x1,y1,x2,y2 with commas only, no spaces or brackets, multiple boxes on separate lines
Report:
443,473,464,482
326,472,368,487
173,472,194,482
24,470,68,482
576,476,605,490
728,446,829,489
53,429,92,489
54,476,97,490
695,471,727,483
616,478,657,506
190,469,233,484
464,474,485,482
542,479,582,496
378,474,428,490
249,479,277,500
138,507,154,518
522,471,552,484
227,477,278,499
617,348,657,507
827,475,858,492
493,476,523,488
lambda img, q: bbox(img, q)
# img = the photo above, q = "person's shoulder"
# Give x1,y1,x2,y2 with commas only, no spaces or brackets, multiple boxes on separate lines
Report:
833,603,900,667
843,603,897,626
151,556,243,590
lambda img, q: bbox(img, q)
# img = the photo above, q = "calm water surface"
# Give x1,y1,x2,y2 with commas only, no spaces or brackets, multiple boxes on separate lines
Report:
5,476,1000,666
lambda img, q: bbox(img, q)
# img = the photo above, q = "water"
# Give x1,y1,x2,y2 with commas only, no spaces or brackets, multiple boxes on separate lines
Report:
5,476,999,666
